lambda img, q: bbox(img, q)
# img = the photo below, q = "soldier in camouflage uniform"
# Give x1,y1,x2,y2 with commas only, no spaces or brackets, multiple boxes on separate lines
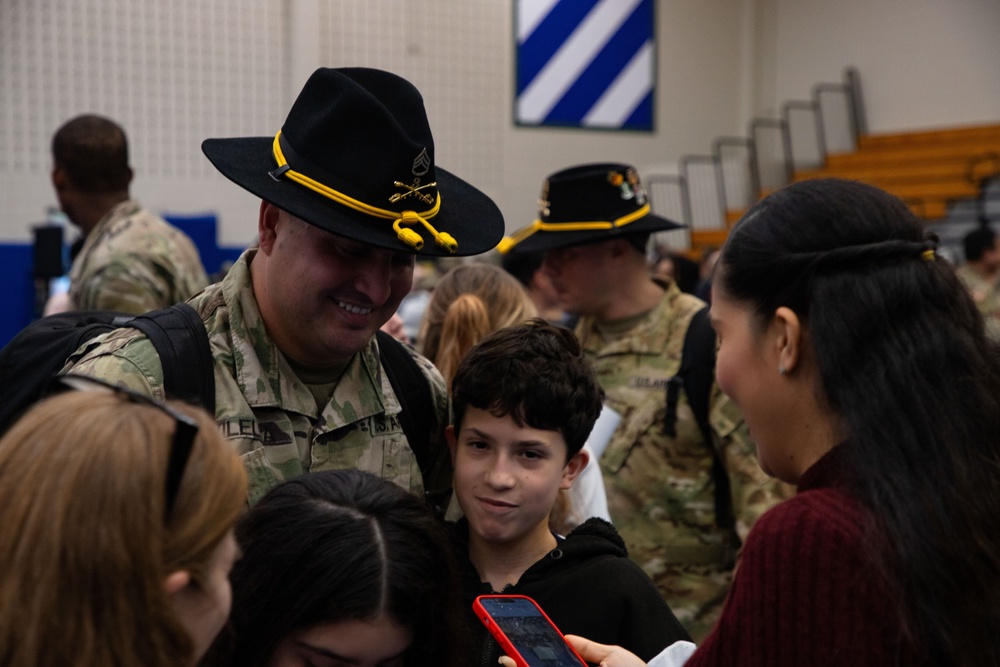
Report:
64,68,505,507
955,224,1000,341
499,163,792,640
51,114,208,314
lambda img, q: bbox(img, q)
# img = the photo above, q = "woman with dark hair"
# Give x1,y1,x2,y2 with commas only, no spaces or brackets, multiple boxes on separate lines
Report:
561,178,1000,666
211,468,469,667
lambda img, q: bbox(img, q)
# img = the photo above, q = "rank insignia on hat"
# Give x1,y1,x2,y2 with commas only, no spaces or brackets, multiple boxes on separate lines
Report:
412,148,431,176
390,148,436,204
538,179,551,218
608,169,646,203
627,168,647,205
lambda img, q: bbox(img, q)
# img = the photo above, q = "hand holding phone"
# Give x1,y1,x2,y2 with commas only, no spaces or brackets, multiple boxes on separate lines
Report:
473,595,588,667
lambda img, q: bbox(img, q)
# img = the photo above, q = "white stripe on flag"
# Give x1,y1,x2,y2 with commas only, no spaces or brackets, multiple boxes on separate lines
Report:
583,40,654,127
517,0,645,124
517,0,562,42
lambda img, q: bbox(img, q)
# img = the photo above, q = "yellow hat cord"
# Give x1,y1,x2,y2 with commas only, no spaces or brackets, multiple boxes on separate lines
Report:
496,204,651,254
270,131,457,253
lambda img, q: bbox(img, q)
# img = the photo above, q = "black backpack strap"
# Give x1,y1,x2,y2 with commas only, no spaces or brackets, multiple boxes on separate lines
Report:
127,303,215,415
0,312,119,435
678,307,716,443
664,307,737,537
375,330,433,477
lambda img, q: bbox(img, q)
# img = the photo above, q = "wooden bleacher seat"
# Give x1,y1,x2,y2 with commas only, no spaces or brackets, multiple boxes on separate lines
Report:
690,124,1000,258
794,123,1000,221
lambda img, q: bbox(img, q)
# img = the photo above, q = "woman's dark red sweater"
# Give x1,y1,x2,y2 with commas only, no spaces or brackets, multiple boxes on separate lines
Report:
684,448,922,666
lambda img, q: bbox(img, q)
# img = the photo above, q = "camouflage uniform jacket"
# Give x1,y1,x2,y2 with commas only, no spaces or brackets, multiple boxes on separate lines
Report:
956,263,1000,341
68,199,209,314
576,279,790,640
64,250,451,506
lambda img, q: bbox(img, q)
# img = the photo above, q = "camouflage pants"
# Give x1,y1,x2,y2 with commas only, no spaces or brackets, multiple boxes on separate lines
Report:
644,559,733,642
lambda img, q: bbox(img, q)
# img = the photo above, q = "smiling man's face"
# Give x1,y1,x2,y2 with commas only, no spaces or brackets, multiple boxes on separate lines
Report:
253,203,415,367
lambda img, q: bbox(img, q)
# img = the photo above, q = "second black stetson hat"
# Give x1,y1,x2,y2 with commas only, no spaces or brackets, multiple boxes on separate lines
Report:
499,163,683,254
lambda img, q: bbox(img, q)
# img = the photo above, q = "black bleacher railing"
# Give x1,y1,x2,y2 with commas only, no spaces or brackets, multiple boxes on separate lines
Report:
649,67,865,255
712,136,758,215
645,174,691,252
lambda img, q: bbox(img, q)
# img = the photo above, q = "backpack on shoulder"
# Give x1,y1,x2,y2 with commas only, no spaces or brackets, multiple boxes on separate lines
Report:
0,303,215,437
374,330,452,513
0,312,433,448
0,312,442,508
663,306,739,551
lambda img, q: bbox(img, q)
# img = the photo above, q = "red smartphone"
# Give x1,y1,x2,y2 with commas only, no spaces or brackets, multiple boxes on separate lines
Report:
473,595,587,667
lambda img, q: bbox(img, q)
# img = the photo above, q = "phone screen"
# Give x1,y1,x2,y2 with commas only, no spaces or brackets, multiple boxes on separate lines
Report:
475,596,586,667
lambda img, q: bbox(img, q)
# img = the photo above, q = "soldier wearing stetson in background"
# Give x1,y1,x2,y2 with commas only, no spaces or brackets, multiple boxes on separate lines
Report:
64,68,505,507
499,164,790,640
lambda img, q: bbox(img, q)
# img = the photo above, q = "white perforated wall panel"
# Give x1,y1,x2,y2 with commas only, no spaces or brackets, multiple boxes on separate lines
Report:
0,0,512,243
0,0,289,241
316,1,509,194
1,0,287,176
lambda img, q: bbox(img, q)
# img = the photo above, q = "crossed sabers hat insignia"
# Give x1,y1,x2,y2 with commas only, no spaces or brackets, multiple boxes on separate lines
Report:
390,179,437,205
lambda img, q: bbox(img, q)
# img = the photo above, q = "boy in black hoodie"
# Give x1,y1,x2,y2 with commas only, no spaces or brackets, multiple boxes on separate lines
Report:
447,319,689,665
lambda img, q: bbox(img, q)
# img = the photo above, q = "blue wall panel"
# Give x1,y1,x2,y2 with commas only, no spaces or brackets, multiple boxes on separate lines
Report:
0,212,244,348
516,0,655,131
0,244,38,348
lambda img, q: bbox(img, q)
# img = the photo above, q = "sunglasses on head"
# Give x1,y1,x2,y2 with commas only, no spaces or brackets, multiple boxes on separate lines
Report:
52,374,199,521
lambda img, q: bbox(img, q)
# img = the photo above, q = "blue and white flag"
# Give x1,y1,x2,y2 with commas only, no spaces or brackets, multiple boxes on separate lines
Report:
516,0,655,131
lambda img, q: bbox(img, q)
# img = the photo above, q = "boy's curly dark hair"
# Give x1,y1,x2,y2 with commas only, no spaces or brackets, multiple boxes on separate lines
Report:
451,318,604,459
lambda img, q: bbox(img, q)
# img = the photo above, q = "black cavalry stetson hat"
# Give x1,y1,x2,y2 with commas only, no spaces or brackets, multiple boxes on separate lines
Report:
202,67,504,257
498,162,683,254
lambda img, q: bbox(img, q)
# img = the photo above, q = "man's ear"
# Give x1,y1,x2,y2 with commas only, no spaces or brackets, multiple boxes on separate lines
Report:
257,201,282,254
773,306,803,375
608,238,632,260
164,570,191,597
445,424,458,465
52,166,68,192
560,448,590,490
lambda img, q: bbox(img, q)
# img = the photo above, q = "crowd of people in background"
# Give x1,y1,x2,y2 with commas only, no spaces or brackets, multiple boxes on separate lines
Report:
1,65,999,667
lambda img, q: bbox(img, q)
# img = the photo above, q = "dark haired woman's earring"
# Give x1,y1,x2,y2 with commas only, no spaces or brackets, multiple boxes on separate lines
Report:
779,366,787,376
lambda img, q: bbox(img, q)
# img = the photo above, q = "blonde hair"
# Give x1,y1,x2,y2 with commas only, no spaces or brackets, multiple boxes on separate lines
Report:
417,262,536,387
0,391,247,667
